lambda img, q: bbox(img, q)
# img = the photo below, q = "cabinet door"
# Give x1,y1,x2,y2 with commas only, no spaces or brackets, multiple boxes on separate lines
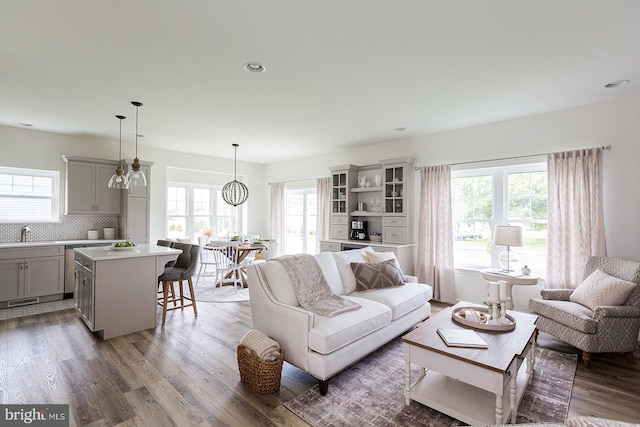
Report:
66,161,96,213
125,197,150,244
383,227,407,244
0,259,24,302
25,256,64,297
81,273,95,330
96,163,121,214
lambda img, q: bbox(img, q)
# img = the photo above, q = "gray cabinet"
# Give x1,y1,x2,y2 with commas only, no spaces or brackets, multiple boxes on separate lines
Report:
329,165,358,240
62,156,121,214
74,254,95,330
120,161,153,244
0,246,65,305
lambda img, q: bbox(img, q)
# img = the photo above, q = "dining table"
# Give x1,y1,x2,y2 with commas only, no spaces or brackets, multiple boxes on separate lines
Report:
204,242,267,286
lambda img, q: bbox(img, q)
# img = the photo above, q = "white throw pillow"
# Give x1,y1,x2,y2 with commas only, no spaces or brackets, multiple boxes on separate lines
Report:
570,268,637,310
332,247,374,294
366,251,406,279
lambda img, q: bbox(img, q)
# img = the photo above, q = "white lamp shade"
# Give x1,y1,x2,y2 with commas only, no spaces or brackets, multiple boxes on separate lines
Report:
493,225,523,247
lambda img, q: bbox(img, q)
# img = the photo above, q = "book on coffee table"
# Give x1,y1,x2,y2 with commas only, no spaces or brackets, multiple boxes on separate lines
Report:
436,328,488,348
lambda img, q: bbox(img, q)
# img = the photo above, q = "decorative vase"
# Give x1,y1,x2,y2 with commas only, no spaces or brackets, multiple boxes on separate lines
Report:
374,175,382,187
521,265,531,275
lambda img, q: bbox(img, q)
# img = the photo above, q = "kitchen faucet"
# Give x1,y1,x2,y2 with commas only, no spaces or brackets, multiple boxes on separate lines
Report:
20,225,31,242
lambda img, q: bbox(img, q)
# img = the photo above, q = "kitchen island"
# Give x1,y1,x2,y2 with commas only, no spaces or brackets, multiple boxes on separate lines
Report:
74,244,181,339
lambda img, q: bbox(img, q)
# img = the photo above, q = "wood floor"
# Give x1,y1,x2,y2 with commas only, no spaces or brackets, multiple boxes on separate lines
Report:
1,300,639,426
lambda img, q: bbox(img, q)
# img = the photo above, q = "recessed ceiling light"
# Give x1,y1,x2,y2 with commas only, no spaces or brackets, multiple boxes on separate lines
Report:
605,79,629,88
394,127,406,132
244,62,265,73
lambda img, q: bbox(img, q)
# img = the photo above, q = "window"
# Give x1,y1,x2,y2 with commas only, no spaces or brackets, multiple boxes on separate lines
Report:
167,184,237,241
452,162,547,273
0,167,59,222
285,187,317,254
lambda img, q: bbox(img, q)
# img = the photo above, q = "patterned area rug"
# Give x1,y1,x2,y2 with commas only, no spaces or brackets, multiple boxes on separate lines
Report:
284,339,577,426
193,278,250,303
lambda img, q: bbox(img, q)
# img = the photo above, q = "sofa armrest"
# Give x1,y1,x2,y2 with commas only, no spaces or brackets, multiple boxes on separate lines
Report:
247,264,315,371
593,305,640,320
404,275,418,283
540,289,573,301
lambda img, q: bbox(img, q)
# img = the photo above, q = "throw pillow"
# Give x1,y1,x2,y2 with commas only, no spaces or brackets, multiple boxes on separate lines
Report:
351,259,406,291
570,268,637,310
365,251,406,281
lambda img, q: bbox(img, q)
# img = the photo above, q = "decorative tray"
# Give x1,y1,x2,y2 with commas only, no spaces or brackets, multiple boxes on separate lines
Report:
451,306,516,332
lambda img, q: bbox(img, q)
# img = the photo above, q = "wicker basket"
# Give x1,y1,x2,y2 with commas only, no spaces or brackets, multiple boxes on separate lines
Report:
237,343,284,394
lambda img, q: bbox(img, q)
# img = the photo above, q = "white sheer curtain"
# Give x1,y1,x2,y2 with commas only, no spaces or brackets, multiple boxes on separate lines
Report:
316,177,331,247
416,165,456,303
546,148,606,289
269,182,285,257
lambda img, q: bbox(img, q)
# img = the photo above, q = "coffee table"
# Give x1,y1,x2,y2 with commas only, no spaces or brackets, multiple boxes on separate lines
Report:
402,302,538,425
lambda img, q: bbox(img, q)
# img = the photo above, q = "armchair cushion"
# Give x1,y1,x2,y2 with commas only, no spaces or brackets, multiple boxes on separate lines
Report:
529,298,598,334
570,268,637,310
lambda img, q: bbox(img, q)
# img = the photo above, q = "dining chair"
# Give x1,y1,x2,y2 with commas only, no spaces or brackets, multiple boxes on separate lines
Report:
196,235,217,285
208,241,243,293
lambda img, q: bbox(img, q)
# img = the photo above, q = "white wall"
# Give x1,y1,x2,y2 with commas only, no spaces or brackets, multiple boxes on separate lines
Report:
264,94,640,307
0,125,267,243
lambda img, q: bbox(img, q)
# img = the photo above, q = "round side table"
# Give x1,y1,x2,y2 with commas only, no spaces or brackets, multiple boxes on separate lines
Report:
480,268,540,310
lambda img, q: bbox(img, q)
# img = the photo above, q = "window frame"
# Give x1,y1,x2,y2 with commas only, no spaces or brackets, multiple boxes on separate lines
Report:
284,185,318,255
451,160,547,272
0,166,60,223
166,182,240,241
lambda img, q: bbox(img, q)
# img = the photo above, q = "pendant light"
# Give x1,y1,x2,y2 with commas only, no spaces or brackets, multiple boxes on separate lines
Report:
108,115,130,189
126,101,147,187
222,143,249,206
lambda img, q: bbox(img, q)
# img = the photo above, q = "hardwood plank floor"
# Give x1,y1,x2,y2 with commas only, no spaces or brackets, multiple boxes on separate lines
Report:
1,300,639,426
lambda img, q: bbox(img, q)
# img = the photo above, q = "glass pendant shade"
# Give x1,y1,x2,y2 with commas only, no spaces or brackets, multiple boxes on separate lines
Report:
222,143,249,206
126,101,147,187
108,115,130,189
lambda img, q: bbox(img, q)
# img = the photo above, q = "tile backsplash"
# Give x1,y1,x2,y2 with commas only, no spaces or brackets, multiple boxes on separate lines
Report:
0,215,119,242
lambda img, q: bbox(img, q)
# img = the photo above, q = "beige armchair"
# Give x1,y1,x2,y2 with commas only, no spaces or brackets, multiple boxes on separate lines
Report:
529,256,640,368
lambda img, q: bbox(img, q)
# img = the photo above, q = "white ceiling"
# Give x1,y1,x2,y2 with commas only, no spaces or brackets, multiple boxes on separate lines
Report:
1,1,639,164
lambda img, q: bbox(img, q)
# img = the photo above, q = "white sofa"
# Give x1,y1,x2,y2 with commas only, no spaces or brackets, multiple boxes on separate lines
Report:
246,247,433,395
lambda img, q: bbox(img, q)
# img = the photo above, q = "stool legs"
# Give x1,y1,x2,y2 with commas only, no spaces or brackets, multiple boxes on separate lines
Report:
159,278,198,324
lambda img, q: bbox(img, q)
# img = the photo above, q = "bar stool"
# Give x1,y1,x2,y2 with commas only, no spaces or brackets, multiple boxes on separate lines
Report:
157,243,200,324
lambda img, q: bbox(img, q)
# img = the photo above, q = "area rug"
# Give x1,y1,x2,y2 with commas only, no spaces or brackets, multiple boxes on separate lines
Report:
193,278,250,302
284,339,577,426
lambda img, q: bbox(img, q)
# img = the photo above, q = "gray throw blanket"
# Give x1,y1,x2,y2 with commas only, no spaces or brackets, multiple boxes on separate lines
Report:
274,254,361,317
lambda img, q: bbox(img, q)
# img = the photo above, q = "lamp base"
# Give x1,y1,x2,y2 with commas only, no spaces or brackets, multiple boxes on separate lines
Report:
498,248,519,272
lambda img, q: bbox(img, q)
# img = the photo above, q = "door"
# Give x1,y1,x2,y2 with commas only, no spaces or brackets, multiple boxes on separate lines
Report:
0,259,24,302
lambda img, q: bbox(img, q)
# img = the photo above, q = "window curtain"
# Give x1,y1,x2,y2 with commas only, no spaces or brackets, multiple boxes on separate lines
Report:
546,148,606,289
417,165,456,303
269,182,285,257
316,177,331,247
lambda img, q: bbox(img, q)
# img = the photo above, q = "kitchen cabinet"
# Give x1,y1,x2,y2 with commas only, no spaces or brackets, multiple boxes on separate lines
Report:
0,245,65,306
74,255,95,330
62,156,121,214
120,161,153,244
329,165,358,239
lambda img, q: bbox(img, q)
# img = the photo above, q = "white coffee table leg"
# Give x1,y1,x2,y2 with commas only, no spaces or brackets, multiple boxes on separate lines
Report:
495,393,503,425
404,361,411,405
510,372,517,423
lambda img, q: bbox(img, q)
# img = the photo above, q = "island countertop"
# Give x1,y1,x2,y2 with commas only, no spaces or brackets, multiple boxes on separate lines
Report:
74,243,181,261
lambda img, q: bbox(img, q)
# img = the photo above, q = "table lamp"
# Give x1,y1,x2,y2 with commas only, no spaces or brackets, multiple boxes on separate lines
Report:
493,225,523,272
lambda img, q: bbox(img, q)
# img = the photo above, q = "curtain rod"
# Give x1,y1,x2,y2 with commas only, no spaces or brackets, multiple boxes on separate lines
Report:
268,177,321,185
415,145,611,169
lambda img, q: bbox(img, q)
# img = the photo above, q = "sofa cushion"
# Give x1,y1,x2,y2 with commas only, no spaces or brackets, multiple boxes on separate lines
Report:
352,283,432,320
366,251,406,280
308,296,391,354
570,268,637,310
315,251,344,295
351,259,405,291
260,261,299,306
529,298,598,334
333,247,374,294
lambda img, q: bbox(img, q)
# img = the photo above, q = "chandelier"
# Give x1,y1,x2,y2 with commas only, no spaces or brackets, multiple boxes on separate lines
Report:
126,101,147,187
222,143,249,206
108,115,129,189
